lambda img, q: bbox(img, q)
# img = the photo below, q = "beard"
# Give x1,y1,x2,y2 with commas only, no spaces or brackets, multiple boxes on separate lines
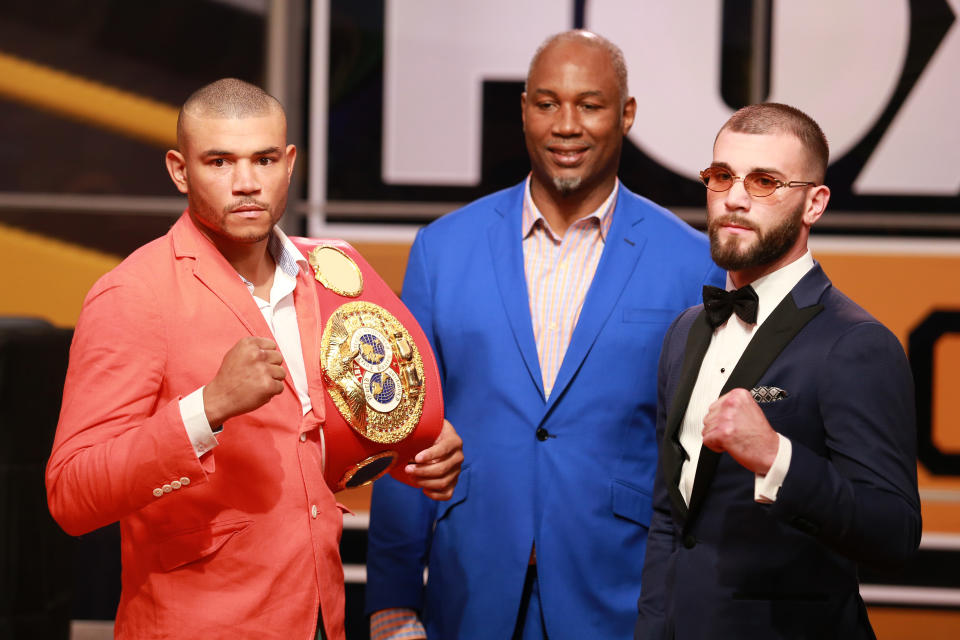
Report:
709,201,803,271
552,175,583,196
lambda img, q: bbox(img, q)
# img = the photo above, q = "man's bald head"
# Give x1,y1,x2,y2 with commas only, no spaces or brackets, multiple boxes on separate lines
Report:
525,30,629,108
176,78,285,150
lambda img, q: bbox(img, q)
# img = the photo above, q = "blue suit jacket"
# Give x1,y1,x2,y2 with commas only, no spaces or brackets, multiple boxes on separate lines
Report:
366,181,723,639
635,264,922,639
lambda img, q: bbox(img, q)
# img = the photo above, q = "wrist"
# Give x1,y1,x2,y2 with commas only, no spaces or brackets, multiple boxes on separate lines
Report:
201,385,228,427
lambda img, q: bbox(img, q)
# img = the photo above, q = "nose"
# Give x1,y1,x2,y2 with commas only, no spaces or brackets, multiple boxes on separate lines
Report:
232,160,260,195
552,103,582,137
723,177,751,211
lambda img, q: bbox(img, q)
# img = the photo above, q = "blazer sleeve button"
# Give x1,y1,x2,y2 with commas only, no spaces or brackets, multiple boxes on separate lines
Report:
152,488,163,498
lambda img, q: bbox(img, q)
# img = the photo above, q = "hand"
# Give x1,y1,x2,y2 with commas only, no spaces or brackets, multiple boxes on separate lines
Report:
701,388,779,475
203,337,286,426
405,419,463,500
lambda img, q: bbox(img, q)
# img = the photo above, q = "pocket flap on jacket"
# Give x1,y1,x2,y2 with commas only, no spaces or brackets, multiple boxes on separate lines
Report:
611,480,653,527
155,518,253,572
622,308,678,324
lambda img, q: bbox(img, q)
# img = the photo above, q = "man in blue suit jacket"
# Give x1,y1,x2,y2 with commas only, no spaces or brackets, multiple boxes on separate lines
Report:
366,31,723,639
635,103,921,639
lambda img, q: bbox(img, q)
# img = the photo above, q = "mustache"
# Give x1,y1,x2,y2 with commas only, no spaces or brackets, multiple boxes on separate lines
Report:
225,197,271,212
710,214,758,233
545,140,590,149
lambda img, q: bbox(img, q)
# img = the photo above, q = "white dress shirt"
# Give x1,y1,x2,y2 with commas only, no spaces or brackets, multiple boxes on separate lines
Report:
179,228,312,458
677,251,815,506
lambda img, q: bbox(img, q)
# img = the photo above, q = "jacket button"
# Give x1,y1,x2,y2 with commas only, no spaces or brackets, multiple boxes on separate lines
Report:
152,488,163,498
311,504,318,519
162,484,173,494
536,427,549,441
299,433,307,443
683,534,696,549
180,477,190,486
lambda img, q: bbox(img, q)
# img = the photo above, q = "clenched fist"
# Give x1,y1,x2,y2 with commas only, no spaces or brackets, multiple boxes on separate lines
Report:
203,337,286,427
701,387,779,475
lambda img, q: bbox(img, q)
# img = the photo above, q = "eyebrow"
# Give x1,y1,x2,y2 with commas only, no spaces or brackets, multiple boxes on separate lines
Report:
201,146,282,158
532,88,606,100
254,146,283,156
709,161,784,176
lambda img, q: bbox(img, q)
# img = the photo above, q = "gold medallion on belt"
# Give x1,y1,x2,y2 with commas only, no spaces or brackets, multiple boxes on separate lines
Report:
320,301,425,443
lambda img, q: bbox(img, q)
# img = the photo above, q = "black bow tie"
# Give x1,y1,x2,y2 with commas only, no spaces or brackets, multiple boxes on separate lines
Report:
702,285,759,328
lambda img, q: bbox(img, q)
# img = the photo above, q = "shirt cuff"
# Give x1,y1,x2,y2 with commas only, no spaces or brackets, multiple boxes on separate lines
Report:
370,608,425,640
754,433,791,503
179,387,219,459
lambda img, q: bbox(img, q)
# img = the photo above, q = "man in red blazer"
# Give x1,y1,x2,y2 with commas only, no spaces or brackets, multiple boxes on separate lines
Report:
46,78,462,640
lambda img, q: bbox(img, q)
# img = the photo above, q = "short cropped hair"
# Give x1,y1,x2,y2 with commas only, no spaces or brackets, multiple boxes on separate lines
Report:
525,30,629,108
176,78,284,149
720,103,829,183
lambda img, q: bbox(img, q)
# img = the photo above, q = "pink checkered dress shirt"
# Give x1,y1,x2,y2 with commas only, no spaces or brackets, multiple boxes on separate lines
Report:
521,176,618,398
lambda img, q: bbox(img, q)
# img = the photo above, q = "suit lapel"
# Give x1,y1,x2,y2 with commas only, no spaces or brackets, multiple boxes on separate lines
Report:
292,264,326,421
685,286,825,524
488,184,545,398
661,310,713,520
545,192,648,412
172,213,278,343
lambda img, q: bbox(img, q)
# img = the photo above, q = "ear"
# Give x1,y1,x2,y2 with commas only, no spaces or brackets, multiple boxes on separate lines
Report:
285,144,297,183
165,150,189,195
520,91,528,130
621,96,637,135
803,184,830,227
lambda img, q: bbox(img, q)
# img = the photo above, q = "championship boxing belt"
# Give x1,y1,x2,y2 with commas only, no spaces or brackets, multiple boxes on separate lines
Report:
291,237,444,492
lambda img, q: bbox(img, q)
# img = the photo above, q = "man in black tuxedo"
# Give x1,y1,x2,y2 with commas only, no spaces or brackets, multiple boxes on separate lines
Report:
635,103,921,639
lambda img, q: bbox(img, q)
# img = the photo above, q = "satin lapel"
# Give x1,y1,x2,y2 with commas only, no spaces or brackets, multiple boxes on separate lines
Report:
172,213,276,341
686,291,824,523
661,310,712,521
487,188,545,398
545,198,647,412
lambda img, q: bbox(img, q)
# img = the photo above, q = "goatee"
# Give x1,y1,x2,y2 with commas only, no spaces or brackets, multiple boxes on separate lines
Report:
553,175,583,196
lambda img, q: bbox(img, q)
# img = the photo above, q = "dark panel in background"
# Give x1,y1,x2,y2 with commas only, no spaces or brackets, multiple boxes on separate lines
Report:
0,0,265,196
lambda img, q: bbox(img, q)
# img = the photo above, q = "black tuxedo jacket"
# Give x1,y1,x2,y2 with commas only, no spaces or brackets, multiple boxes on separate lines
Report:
635,264,921,639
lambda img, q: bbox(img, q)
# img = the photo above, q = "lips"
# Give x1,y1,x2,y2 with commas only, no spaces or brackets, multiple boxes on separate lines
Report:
227,200,270,218
547,145,589,167
716,215,756,233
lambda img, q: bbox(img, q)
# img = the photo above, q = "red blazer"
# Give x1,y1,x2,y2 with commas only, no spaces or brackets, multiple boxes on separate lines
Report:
47,213,346,639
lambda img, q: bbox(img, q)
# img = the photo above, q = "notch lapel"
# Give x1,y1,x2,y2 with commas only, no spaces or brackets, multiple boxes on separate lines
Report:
487,187,545,399
172,214,293,394
545,197,647,413
292,263,326,420
685,290,825,524
173,214,274,339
